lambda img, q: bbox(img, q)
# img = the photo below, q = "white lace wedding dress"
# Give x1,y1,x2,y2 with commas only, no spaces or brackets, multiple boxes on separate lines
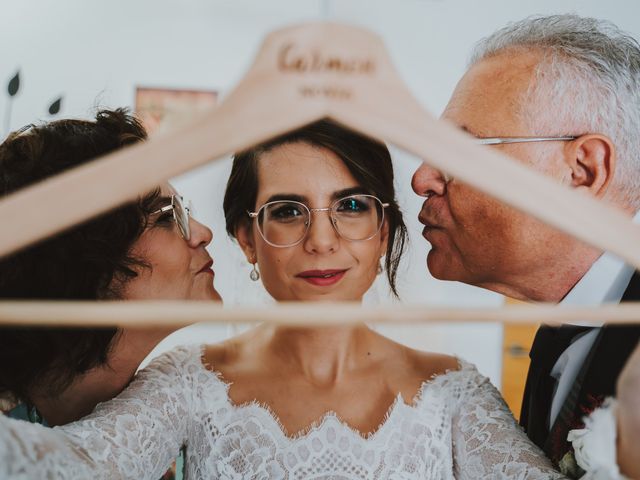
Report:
1,344,567,479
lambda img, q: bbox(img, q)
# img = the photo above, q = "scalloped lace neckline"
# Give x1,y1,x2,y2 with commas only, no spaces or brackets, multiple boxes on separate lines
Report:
192,344,466,443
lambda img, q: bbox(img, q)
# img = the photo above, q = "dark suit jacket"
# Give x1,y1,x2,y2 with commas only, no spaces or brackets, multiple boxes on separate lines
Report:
519,271,640,468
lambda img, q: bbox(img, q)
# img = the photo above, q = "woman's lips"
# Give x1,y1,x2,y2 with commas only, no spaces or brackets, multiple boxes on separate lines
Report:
198,260,215,276
296,269,347,286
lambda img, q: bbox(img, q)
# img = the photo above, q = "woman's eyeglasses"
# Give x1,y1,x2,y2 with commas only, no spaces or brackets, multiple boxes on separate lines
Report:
247,194,389,248
152,195,191,241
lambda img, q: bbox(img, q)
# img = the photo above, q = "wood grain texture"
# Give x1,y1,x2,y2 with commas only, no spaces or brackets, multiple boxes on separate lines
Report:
0,301,639,327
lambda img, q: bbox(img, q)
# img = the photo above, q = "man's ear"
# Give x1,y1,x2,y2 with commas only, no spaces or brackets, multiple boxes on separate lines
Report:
235,222,257,263
564,134,616,198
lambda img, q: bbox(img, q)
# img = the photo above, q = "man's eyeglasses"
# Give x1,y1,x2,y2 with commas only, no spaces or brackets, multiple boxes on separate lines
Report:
440,135,580,183
152,195,191,241
247,194,389,248
474,135,578,145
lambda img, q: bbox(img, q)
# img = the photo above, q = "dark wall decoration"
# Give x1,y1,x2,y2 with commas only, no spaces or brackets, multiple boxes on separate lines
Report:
3,69,64,138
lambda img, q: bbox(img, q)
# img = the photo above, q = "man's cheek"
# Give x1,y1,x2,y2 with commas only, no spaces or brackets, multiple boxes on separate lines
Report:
450,195,492,228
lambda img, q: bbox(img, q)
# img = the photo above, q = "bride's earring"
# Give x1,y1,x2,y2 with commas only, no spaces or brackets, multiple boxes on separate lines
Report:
249,262,260,281
377,259,383,275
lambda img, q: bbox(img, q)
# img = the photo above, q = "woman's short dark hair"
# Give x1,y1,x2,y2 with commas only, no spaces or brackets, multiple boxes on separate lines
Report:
0,108,159,403
223,119,408,297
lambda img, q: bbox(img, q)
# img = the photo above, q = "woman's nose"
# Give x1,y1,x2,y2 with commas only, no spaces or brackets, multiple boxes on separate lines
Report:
303,210,339,254
411,162,448,198
188,217,213,248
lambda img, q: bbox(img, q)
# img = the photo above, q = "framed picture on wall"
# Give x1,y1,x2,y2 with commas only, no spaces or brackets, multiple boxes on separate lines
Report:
134,86,218,137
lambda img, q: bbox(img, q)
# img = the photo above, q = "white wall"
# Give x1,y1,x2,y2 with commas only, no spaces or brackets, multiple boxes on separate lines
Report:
3,0,640,385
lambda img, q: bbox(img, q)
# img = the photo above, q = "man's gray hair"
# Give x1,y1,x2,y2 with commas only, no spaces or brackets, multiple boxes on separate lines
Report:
471,14,640,209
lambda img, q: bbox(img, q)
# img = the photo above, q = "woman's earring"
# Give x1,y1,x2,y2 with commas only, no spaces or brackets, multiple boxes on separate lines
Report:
249,262,260,281
377,260,383,275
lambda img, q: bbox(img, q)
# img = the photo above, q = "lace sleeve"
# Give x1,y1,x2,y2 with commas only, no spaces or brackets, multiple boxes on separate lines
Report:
1,345,198,480
452,365,567,479
0,414,95,479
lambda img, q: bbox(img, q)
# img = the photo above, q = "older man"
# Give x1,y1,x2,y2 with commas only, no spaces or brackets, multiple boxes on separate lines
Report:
412,14,640,477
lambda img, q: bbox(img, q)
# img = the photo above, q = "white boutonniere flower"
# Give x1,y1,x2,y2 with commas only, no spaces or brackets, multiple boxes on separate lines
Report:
567,398,627,480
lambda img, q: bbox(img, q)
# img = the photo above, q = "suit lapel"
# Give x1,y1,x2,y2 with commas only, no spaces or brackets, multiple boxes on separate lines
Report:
543,329,602,465
621,269,640,302
542,271,640,466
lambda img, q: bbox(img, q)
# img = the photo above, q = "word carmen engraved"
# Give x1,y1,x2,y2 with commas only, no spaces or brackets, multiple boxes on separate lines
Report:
278,43,376,75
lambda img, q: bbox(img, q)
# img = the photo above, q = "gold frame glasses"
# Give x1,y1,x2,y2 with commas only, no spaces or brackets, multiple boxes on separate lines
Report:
248,194,389,248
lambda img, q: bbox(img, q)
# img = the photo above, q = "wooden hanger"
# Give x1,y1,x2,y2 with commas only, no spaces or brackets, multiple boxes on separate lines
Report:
1,301,639,328
1,22,639,326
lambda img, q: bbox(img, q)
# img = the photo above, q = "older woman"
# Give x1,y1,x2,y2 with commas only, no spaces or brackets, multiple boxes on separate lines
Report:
0,109,220,479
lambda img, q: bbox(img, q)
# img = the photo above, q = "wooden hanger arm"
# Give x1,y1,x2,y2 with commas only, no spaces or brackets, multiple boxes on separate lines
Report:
0,300,639,327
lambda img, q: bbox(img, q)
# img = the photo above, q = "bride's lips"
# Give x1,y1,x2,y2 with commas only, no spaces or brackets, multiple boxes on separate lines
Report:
296,269,348,286
197,260,215,276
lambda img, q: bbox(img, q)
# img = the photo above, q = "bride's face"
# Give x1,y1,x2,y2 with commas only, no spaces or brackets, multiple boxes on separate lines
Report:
237,142,388,302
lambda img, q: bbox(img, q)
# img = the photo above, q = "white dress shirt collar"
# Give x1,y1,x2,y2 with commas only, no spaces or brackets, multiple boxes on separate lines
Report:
561,210,640,314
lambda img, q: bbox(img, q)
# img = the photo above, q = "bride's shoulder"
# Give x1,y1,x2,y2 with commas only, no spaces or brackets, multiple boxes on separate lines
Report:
407,348,460,377
403,347,480,384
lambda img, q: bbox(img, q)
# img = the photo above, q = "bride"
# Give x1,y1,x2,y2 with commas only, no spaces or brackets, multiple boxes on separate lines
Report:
1,120,568,479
